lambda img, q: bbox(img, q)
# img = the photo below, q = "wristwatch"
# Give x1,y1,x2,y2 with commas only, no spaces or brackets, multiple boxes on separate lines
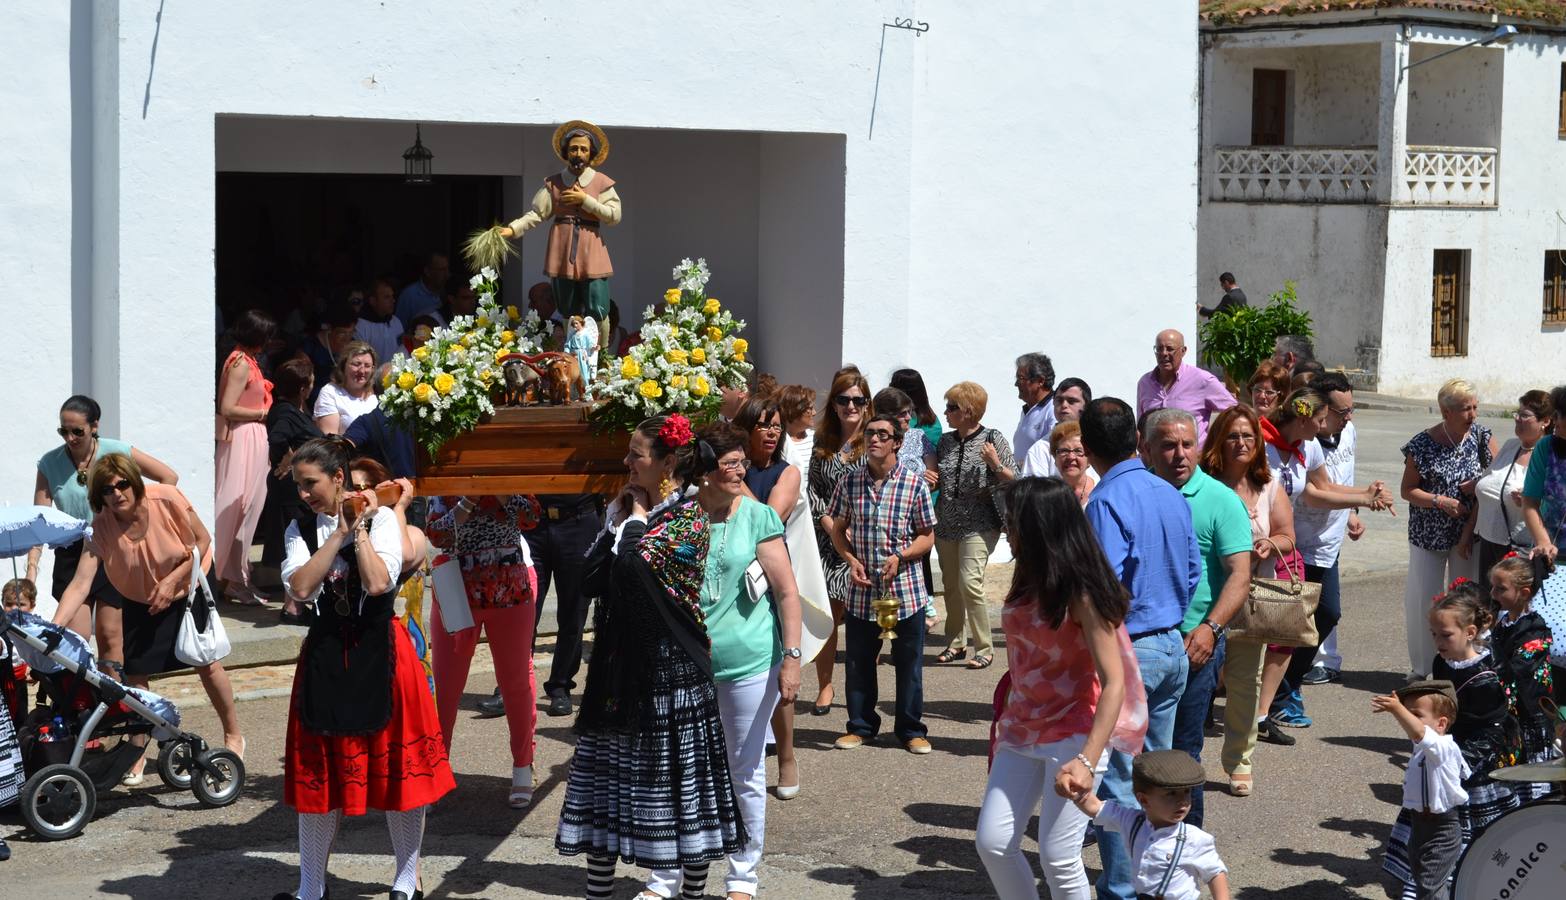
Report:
1204,619,1227,639
782,647,803,659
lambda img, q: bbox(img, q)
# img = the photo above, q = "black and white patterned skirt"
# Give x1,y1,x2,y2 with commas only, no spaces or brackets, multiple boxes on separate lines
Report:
555,637,746,868
0,698,22,808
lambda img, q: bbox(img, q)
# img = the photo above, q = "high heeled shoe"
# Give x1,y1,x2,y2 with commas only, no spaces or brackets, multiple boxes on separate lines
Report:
509,765,534,810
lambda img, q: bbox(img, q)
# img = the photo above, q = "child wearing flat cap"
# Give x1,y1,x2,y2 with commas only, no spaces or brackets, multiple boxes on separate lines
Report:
1372,679,1471,900
1070,749,1230,900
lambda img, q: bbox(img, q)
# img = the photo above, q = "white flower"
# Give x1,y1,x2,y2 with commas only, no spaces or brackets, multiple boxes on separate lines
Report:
481,266,498,281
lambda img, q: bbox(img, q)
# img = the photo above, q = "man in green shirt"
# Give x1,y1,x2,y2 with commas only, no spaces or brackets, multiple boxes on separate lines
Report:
1142,408,1251,827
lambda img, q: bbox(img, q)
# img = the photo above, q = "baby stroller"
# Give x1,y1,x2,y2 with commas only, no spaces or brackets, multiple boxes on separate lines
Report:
1,610,245,840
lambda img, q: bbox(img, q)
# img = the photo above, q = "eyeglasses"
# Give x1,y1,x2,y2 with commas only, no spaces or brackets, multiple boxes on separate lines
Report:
865,429,897,443
833,395,868,409
57,427,90,438
1224,433,1257,444
1053,446,1086,458
717,458,751,472
1330,405,1355,417
1251,388,1281,399
100,479,134,497
1515,411,1539,422
755,422,783,434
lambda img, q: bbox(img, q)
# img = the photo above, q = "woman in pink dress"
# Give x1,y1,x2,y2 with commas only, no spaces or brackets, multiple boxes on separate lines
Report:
215,310,276,605
976,477,1148,900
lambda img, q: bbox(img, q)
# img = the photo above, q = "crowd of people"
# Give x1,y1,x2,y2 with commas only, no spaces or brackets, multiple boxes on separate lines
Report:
5,267,1566,898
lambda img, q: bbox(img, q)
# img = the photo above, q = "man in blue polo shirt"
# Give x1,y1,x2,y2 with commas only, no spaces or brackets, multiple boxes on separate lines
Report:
1079,397,1201,900
1143,407,1252,828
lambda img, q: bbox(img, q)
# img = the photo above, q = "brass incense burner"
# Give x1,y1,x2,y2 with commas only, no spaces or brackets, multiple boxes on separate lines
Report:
871,596,900,640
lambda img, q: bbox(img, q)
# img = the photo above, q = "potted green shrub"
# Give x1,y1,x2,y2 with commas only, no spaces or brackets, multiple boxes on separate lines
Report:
1198,281,1314,387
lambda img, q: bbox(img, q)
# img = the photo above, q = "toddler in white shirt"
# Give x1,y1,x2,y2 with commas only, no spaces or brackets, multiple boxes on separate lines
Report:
1373,679,1470,900
1071,749,1230,900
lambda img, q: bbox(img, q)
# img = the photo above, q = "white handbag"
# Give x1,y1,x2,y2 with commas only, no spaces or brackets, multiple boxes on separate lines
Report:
174,547,231,667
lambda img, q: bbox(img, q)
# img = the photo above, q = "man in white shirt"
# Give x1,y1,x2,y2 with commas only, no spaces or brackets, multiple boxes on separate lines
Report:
1020,377,1091,477
1297,372,1363,687
1012,352,1056,464
354,277,404,365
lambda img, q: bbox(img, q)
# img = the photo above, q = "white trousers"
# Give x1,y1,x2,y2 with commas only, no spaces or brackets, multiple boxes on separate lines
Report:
1314,627,1342,671
648,664,781,897
976,737,1104,900
1404,543,1475,677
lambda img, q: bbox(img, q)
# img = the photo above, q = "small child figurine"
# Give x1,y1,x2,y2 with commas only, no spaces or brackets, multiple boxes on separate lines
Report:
564,314,594,400
1070,749,1231,900
1373,680,1470,900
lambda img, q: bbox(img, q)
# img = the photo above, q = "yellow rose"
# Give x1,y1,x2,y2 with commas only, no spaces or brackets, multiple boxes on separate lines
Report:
479,368,494,384
692,377,711,398
666,348,689,366
734,352,746,364
434,372,456,395
381,369,394,388
639,380,663,399
501,330,516,343
690,347,706,364
706,326,722,342
664,288,682,305
670,374,688,389
396,371,416,391
732,338,749,355
412,346,430,361
506,305,521,322
620,357,642,379
495,348,510,363
476,315,490,329
703,298,720,315
413,383,433,403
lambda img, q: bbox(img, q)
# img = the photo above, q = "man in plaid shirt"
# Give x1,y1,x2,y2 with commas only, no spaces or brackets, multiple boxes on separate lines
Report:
823,413,937,754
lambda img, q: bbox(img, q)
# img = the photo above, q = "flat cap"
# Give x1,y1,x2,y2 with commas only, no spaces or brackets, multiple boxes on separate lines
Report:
1397,679,1458,709
1132,749,1205,790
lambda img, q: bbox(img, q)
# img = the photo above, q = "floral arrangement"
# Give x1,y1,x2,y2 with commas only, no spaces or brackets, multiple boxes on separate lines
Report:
591,258,753,433
379,267,554,455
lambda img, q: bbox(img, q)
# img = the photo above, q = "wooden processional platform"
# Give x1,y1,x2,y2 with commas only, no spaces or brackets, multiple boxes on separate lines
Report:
414,405,628,496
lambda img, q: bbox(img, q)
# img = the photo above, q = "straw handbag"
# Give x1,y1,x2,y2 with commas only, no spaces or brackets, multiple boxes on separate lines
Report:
1225,539,1321,648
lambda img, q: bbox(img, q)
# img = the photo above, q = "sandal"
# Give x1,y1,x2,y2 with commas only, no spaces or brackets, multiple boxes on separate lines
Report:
510,766,534,810
935,648,967,665
965,655,994,670
1229,773,1253,797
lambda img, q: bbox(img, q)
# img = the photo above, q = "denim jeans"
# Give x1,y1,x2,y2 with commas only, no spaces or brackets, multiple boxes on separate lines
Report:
1094,628,1189,900
1274,560,1341,712
1170,632,1225,828
844,613,926,742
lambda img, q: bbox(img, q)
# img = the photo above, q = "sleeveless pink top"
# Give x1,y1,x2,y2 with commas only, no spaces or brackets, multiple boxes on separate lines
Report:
995,597,1149,754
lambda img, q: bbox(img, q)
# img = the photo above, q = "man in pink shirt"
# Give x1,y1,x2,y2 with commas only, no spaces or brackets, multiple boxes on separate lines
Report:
1135,329,1236,445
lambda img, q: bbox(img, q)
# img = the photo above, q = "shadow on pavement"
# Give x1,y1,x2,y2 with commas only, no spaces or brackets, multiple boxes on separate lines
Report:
1338,669,1406,696
921,698,1002,726
1319,734,1411,763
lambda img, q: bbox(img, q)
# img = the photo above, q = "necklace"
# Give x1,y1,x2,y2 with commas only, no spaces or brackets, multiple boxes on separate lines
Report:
702,505,734,606
72,436,98,485
1438,421,1465,449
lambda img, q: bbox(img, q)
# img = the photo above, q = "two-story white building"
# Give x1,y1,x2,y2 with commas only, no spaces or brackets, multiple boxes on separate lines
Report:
2,0,1197,573
1198,1,1566,398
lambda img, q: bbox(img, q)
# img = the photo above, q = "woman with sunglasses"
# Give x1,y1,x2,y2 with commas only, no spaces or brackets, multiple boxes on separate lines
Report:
934,381,1017,671
28,395,179,672
807,366,871,716
52,452,245,784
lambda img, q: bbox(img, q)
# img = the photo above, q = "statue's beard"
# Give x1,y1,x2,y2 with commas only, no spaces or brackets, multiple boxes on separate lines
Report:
568,158,587,172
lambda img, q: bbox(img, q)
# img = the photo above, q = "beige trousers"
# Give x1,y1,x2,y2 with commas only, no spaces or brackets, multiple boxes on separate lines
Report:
1220,638,1265,776
938,531,999,658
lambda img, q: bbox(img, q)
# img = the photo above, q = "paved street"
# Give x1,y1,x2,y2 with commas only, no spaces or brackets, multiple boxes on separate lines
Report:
1,405,1528,898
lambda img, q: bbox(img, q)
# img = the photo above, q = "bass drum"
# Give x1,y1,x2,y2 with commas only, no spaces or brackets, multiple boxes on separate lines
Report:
1454,801,1566,900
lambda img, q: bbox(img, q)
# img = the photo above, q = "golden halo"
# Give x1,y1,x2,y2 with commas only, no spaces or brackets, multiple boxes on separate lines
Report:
552,120,610,168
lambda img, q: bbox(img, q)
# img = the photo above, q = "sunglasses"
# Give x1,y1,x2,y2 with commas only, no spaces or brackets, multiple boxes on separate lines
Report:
100,479,134,497
833,395,868,409
944,402,963,413
57,426,92,438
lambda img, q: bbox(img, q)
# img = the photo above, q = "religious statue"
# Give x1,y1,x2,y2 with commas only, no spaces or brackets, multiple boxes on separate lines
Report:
496,120,620,352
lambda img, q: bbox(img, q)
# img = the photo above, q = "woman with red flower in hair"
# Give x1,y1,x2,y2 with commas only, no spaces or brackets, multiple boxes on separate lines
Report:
424,490,540,809
557,414,750,899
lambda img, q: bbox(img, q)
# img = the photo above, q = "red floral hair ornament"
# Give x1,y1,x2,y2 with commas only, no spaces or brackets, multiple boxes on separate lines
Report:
659,414,695,449
1502,551,1520,560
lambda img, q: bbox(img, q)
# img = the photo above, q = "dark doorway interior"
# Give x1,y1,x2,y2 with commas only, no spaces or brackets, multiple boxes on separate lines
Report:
215,173,502,328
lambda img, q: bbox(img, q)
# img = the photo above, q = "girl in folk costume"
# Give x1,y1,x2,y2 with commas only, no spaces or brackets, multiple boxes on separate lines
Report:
557,415,747,900
276,438,454,900
1383,581,1520,899
1487,554,1560,802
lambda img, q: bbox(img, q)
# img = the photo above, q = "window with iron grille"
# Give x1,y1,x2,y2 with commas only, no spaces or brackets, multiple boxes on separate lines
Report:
1546,251,1566,324
1431,249,1469,357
